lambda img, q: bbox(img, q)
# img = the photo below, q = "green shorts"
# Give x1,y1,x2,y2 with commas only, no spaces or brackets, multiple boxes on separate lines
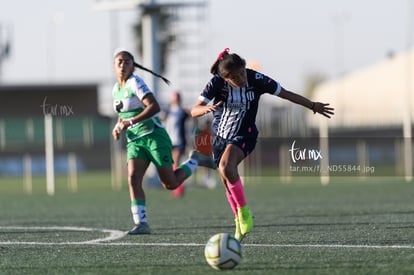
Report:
126,127,173,168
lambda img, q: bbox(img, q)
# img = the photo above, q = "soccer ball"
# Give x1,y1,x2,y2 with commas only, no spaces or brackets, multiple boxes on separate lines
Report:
204,233,242,270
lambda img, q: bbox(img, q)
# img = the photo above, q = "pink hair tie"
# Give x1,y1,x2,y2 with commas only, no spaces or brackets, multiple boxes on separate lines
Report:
218,48,230,60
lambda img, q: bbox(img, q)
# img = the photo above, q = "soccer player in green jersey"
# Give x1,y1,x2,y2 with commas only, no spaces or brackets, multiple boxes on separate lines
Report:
111,49,215,235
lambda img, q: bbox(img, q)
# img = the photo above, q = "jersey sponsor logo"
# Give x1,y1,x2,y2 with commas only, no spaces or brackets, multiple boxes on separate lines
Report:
226,102,245,108
225,91,255,109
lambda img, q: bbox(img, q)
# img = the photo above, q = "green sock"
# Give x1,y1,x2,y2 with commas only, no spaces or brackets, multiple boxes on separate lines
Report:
131,199,145,207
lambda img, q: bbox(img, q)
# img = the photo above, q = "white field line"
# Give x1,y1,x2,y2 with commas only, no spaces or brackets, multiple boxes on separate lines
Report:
0,226,413,249
0,226,126,245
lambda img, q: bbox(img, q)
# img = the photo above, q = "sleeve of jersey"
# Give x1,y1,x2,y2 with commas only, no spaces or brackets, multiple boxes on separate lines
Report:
131,75,152,100
198,76,223,104
249,70,282,96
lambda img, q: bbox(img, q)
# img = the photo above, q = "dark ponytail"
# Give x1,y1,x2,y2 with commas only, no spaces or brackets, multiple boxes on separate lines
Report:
210,48,246,78
115,49,171,85
133,62,171,85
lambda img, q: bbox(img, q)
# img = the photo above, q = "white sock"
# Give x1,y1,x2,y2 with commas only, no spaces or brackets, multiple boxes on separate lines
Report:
131,205,147,224
180,158,198,176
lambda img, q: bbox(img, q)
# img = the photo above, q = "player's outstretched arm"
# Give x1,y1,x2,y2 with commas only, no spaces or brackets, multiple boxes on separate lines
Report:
278,88,334,118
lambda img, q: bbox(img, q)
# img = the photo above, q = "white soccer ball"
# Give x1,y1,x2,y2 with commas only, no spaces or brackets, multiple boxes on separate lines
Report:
204,233,242,270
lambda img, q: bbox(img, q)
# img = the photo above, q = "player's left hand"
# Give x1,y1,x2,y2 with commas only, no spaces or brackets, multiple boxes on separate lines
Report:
312,102,334,118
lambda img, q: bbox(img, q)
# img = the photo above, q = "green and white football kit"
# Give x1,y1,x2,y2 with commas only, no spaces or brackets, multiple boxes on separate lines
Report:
112,73,216,235
112,74,173,167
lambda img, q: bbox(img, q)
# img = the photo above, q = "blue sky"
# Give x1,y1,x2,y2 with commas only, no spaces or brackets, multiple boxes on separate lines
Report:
0,0,411,98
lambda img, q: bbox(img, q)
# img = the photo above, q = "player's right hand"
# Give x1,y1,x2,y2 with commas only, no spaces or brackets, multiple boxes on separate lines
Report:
204,101,223,114
112,130,120,140
112,122,122,140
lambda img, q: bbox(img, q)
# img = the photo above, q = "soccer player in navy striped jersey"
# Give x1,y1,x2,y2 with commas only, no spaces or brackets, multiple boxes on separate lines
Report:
191,48,334,241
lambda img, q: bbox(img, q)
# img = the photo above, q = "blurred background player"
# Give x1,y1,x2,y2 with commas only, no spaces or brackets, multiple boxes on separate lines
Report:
111,49,215,235
162,91,191,198
190,48,334,241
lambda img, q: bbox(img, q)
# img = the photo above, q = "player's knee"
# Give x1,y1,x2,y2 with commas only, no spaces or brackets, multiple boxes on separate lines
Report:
127,173,137,186
218,162,235,180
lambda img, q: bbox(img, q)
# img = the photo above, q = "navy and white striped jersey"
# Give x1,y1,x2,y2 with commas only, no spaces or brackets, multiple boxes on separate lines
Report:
198,69,282,140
